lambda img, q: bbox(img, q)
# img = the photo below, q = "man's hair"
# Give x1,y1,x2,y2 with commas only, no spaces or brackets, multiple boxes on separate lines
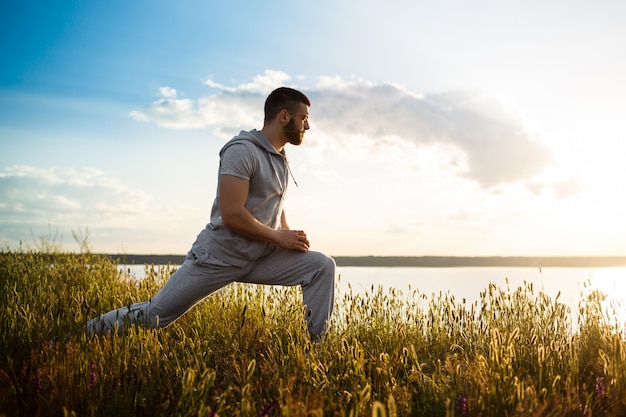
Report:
264,87,310,122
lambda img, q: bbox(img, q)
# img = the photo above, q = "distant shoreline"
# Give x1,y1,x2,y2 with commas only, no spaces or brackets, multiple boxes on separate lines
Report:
104,254,626,268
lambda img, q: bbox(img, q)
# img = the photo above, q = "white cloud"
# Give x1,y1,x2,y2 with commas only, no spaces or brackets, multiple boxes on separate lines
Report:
130,70,297,130
310,81,555,189
203,70,292,94
159,86,178,98
0,165,152,223
130,89,262,131
553,176,585,198
128,71,564,191
0,165,160,250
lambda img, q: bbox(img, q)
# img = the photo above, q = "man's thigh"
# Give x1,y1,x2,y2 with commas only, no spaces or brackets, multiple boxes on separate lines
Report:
240,248,334,287
149,254,247,319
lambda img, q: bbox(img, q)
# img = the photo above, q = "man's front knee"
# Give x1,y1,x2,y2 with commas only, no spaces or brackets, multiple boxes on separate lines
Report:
320,254,336,285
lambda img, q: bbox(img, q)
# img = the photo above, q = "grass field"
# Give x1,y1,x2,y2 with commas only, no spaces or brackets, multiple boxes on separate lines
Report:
1,244,626,416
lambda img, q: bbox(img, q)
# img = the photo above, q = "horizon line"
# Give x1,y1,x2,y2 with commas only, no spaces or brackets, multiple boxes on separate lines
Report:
103,254,626,268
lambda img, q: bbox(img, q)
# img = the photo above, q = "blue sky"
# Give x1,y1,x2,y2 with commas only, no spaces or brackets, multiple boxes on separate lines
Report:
2,0,626,256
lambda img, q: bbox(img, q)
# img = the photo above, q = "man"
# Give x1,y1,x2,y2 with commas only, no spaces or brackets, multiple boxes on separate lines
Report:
86,87,335,341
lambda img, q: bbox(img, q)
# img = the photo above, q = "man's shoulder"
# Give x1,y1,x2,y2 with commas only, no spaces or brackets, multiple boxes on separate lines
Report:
222,140,262,159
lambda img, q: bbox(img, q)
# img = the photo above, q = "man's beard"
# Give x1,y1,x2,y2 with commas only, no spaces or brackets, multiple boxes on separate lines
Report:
283,118,304,146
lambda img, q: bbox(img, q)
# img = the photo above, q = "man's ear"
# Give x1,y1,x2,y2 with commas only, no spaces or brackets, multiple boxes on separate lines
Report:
280,109,291,124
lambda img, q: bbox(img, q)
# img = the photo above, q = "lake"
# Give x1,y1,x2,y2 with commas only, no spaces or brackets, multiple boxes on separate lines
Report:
121,264,626,326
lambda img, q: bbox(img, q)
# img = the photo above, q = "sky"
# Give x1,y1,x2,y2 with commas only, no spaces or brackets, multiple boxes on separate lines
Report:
1,0,626,257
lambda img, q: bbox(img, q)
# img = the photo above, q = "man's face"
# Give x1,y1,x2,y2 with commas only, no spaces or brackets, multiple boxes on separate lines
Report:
283,103,310,146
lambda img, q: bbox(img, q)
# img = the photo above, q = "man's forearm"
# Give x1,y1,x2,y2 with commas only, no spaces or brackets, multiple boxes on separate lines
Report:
222,208,279,244
218,175,307,251
222,208,309,252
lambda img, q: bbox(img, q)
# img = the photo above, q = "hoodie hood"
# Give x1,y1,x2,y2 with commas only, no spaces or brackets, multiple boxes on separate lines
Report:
220,129,298,187
219,129,281,157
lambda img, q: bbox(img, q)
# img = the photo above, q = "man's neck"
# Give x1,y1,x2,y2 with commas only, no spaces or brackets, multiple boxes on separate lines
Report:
261,126,287,153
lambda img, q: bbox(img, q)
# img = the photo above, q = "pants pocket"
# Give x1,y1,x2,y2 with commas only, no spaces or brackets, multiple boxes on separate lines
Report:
188,248,209,265
189,248,232,267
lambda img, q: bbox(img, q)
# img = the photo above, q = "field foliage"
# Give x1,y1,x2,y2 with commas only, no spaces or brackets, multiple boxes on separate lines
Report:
1,244,626,416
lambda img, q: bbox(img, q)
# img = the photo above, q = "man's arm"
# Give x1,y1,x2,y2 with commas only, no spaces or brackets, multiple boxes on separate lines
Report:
219,174,309,252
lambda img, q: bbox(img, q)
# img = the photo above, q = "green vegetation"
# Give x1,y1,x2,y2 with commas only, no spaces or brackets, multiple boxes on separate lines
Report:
1,244,626,416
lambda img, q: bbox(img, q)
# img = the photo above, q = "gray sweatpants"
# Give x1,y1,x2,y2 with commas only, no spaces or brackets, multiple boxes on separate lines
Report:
86,246,335,339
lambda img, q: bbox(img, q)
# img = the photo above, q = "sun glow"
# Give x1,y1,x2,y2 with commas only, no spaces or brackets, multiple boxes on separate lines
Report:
587,267,626,328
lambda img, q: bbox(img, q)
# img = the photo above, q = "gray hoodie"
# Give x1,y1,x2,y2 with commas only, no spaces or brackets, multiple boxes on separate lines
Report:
188,129,291,267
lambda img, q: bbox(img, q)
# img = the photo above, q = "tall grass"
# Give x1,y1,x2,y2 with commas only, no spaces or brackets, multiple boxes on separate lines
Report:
1,245,625,416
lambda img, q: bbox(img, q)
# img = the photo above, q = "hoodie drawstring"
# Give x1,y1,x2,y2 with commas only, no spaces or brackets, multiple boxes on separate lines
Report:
285,158,299,188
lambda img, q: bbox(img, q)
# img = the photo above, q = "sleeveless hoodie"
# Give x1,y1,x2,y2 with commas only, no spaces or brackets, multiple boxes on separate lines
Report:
188,129,291,267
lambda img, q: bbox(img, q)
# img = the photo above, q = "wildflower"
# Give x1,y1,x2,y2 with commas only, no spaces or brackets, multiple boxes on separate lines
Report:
595,377,605,399
110,377,120,392
456,395,467,416
579,402,593,417
89,361,98,389
258,399,278,417
33,368,42,394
